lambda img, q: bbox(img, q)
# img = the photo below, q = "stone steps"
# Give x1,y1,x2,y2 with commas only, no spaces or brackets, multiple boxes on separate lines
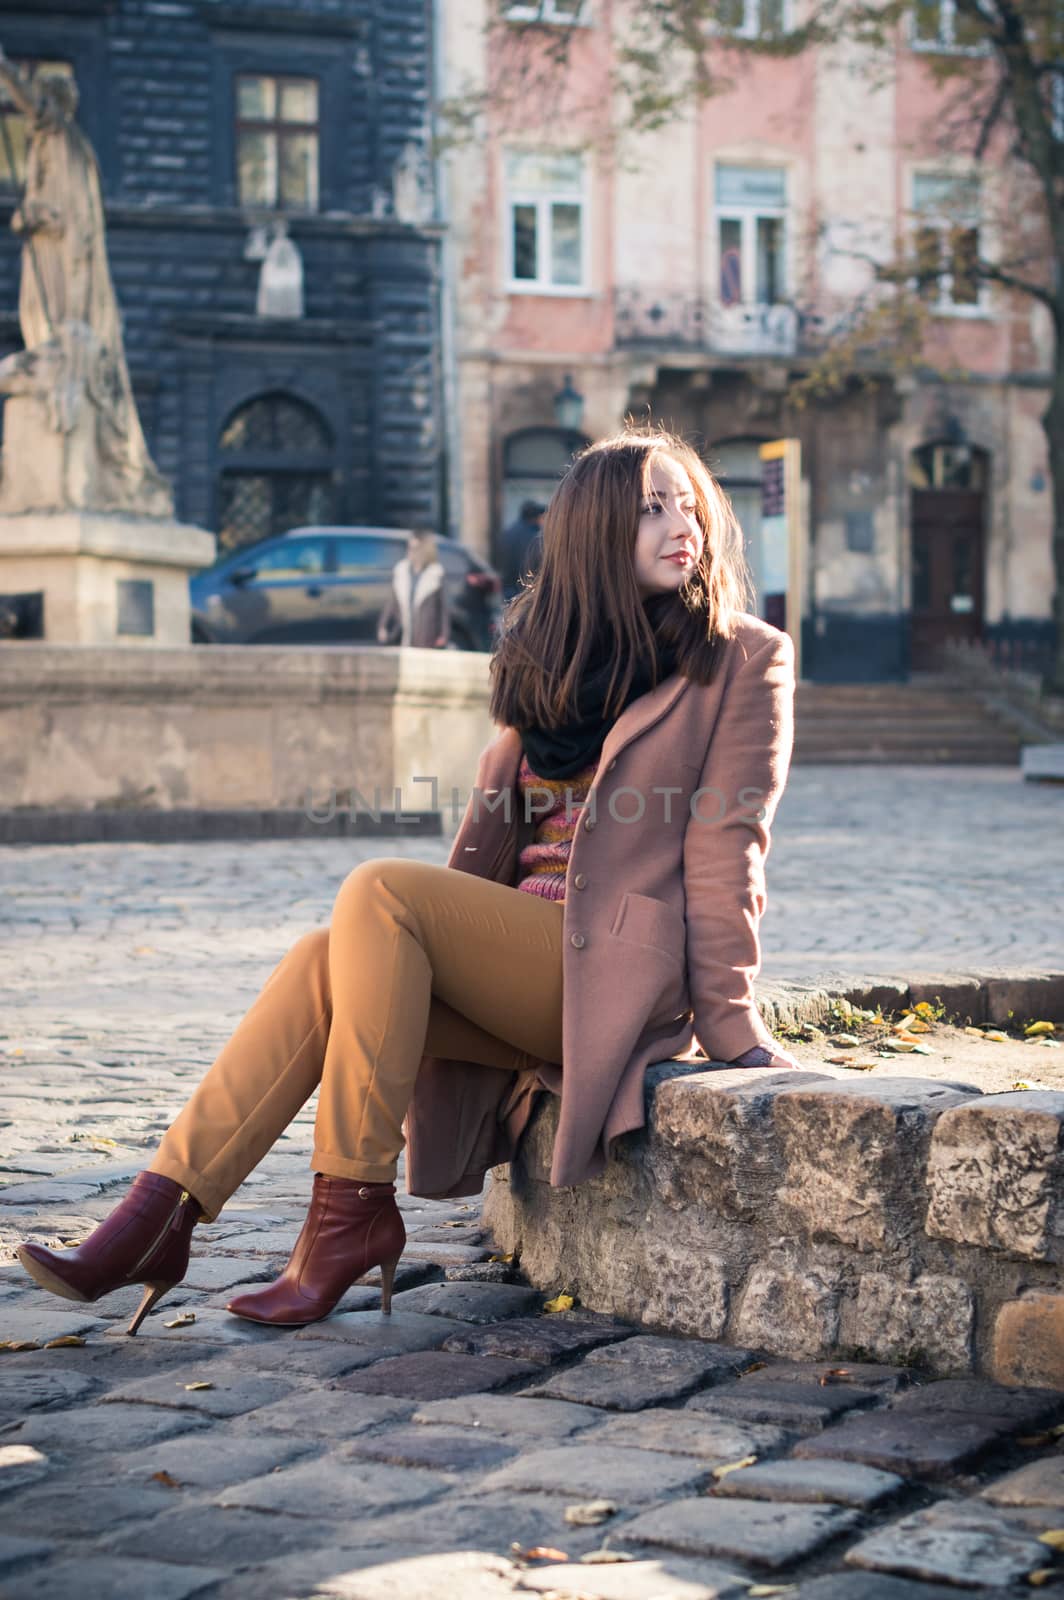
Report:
794,679,1023,765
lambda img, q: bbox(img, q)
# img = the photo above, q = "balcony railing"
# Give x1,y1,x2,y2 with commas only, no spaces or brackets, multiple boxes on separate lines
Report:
613,289,828,359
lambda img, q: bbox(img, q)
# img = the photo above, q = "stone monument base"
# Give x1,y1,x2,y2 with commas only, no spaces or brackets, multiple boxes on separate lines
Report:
0,511,215,645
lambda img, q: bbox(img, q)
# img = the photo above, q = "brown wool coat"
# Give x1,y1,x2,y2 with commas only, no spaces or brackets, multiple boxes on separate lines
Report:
403,613,795,1200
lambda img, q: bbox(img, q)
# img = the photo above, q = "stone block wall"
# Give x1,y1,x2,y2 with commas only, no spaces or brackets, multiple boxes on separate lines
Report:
484,1067,1064,1386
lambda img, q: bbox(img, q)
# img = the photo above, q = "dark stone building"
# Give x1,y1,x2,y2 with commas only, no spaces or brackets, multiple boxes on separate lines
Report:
0,0,443,549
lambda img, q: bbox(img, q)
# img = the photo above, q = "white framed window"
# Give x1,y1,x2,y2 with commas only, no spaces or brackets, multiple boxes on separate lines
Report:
715,164,787,307
910,171,985,315
717,0,791,39
505,150,588,294
504,0,587,23
910,0,987,54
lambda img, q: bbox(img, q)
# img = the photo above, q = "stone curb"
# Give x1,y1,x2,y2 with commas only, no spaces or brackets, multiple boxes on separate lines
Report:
759,968,1064,1030
0,809,442,845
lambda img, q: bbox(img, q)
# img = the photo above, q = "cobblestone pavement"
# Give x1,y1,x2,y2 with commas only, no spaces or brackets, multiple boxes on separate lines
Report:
1,767,1063,1596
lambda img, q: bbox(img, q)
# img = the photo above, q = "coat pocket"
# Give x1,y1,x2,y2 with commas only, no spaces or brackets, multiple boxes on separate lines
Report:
609,890,685,967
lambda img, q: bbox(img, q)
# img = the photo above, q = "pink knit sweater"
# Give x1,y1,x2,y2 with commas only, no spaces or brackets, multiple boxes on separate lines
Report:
515,754,597,902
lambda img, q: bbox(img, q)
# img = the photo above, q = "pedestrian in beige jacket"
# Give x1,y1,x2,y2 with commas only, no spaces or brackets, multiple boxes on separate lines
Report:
18,427,798,1336
376,529,449,648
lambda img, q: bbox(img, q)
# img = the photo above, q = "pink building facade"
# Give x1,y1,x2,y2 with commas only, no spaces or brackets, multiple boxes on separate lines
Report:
439,0,1055,681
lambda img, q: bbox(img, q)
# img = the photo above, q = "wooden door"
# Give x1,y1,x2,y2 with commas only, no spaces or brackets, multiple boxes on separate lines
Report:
910,487,984,669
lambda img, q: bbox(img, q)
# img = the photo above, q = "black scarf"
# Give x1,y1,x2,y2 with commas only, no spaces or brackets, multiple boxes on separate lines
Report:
519,626,681,781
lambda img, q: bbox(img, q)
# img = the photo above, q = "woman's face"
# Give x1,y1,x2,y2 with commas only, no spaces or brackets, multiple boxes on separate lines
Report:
632,454,705,598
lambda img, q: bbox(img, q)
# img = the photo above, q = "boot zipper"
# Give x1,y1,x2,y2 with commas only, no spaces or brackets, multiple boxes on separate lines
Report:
130,1190,191,1276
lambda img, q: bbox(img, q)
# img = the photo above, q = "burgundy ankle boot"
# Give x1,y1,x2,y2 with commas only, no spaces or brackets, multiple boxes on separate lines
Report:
17,1172,199,1335
226,1176,405,1327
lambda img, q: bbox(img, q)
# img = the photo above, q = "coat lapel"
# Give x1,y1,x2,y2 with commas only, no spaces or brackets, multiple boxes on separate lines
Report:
597,671,690,774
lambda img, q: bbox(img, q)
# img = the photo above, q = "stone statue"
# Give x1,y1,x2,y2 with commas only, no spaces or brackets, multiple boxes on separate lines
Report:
256,220,304,319
0,50,172,516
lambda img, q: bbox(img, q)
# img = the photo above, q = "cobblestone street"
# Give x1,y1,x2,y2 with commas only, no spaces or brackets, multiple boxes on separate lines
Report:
1,766,1063,1597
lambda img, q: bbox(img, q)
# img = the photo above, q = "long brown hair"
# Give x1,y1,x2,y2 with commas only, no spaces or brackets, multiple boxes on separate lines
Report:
490,427,753,732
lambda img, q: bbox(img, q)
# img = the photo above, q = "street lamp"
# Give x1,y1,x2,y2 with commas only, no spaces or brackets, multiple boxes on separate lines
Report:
553,373,584,433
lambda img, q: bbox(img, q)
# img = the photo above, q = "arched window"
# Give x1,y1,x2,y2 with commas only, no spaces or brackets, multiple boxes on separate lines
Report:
216,392,335,552
501,426,586,533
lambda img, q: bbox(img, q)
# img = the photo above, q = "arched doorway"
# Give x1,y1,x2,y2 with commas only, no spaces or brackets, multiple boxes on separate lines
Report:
908,439,987,669
500,426,586,533
216,392,336,553
713,437,767,618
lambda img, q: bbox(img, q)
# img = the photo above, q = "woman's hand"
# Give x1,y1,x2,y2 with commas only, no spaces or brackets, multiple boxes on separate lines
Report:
729,1043,800,1071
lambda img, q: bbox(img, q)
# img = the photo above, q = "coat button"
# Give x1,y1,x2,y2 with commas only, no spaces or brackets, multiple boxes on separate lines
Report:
607,759,617,771
573,873,587,890
584,815,595,831
570,932,586,949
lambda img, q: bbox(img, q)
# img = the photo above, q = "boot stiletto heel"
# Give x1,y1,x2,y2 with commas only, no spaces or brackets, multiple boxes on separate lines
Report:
379,1253,401,1316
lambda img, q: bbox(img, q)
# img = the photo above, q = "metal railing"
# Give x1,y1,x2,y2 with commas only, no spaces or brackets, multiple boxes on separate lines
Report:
613,288,829,358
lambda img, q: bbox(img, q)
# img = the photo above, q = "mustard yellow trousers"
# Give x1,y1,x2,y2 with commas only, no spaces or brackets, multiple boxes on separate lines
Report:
150,857,565,1220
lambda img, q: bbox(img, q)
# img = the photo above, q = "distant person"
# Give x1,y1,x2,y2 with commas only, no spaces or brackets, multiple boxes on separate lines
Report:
499,499,545,603
376,529,449,648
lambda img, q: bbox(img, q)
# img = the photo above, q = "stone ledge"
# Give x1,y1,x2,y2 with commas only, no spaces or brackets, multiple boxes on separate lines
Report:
484,1048,1064,1385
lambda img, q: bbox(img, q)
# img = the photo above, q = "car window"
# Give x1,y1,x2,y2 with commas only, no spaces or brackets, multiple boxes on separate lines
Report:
436,544,470,577
246,538,326,580
333,537,408,575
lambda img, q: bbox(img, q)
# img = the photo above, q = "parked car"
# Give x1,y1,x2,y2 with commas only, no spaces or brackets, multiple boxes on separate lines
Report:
190,526,503,650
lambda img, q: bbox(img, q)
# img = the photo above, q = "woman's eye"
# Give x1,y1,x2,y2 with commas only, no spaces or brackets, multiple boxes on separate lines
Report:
641,502,663,515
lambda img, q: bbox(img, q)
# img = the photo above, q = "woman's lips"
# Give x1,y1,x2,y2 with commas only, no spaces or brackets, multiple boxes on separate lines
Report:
662,551,693,565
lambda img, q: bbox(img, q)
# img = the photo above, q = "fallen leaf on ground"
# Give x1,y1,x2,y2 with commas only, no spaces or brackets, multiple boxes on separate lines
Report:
881,1038,916,1053
133,946,156,956
1035,1039,1062,1049
564,1500,618,1526
827,1034,860,1048
711,1455,757,1481
910,1043,934,1055
0,1341,41,1352
1013,1081,1058,1094
163,1312,196,1329
819,1368,852,1386
489,1253,514,1264
151,1470,182,1489
44,1336,85,1349
543,1293,574,1314
1025,1021,1058,1037
1028,1569,1055,1587
983,1030,1011,1043
906,1019,932,1033
183,1381,213,1391
742,1361,767,1375
748,1588,799,1598
891,1030,926,1045
963,1026,986,1037
510,1544,568,1563
579,1551,634,1565
1038,1531,1064,1550
827,1057,877,1071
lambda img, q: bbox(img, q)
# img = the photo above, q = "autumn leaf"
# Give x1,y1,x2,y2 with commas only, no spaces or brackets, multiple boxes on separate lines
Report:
963,1026,986,1037
1037,1531,1064,1550
510,1543,568,1563
1025,1021,1057,1037
827,1033,860,1048
163,1312,196,1329
906,1019,932,1033
819,1368,852,1386
710,1454,757,1481
983,1030,1010,1043
881,1038,916,1053
183,1381,213,1391
748,1588,799,1598
0,1340,41,1352
44,1336,85,1349
543,1293,575,1313
1028,1570,1056,1588
151,1470,182,1489
564,1500,618,1525
489,1253,514,1264
579,1550,635,1565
